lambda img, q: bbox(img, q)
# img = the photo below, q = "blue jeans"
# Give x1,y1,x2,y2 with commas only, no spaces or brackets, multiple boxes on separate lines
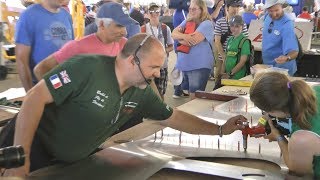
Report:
183,68,211,93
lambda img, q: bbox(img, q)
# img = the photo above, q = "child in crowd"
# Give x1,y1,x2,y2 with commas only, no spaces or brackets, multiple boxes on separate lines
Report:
220,15,250,80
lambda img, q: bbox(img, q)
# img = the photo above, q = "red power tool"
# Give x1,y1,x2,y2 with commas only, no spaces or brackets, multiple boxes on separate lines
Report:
241,122,266,151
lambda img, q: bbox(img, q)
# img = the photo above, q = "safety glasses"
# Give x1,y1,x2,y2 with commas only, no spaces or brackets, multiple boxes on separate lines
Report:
149,10,160,14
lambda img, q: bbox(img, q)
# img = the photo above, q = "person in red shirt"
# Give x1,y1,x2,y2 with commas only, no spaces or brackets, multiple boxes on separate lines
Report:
298,6,312,20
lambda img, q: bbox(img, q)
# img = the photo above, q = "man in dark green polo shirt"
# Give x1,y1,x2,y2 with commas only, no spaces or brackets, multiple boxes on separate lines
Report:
1,34,247,177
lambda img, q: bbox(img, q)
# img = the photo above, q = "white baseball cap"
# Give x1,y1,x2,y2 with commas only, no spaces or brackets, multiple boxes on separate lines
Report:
264,0,287,9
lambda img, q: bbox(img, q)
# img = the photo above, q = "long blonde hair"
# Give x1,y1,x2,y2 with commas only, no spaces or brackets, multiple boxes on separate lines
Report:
250,72,317,129
187,0,212,23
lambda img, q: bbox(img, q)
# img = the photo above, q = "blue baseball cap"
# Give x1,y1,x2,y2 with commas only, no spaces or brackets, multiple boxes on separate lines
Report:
97,2,136,26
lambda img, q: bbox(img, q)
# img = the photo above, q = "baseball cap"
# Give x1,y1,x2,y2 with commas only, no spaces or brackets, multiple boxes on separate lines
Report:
229,15,244,26
97,2,136,26
264,0,287,9
225,0,242,7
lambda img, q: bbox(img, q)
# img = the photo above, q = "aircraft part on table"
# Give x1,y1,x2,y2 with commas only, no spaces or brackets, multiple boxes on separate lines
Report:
149,96,285,172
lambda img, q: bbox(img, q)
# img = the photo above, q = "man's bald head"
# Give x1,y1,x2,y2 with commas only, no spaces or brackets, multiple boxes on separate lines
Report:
119,33,165,61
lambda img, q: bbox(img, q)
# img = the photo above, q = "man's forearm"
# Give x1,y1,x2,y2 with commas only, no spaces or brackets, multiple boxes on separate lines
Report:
34,63,51,81
211,6,222,20
216,43,225,58
160,109,220,135
16,60,33,91
34,55,59,81
215,36,225,58
287,51,299,60
14,89,46,157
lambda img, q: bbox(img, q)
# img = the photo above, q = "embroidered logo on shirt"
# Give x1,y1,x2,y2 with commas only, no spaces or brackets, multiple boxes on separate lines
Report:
122,102,138,115
227,51,237,57
92,90,109,108
60,70,71,84
49,74,62,89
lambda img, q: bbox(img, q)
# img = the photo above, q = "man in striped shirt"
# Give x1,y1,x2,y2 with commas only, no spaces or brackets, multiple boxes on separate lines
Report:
214,0,248,78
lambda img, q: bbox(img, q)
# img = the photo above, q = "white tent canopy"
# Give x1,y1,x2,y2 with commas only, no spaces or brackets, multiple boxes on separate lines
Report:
3,0,26,9
83,0,167,6
123,0,167,6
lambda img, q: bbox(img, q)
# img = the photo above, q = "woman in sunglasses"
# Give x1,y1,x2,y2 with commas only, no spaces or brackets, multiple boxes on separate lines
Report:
250,72,320,177
172,0,214,100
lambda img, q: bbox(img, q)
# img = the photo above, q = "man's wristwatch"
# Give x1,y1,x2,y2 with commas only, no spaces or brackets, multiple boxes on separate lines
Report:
286,55,291,62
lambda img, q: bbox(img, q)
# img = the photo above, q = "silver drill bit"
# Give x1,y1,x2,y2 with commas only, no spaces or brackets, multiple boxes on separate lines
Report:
259,143,261,154
243,135,248,152
161,129,164,139
154,132,157,142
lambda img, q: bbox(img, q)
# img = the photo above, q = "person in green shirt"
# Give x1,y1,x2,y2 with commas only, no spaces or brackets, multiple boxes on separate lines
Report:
250,72,320,178
0,34,247,177
220,15,250,80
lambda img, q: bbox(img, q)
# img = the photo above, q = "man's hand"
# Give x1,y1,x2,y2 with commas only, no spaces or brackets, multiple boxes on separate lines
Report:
3,158,29,177
274,55,289,64
264,118,281,142
216,0,224,8
222,115,247,135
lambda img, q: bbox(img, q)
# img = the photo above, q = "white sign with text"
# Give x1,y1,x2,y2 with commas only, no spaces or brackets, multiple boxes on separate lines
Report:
248,20,313,51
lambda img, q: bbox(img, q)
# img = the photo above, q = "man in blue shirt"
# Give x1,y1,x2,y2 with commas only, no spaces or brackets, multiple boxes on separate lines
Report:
15,1,74,92
242,4,257,28
262,0,299,76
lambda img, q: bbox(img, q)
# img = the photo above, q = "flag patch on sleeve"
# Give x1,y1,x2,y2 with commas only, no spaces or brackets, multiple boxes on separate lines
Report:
49,74,62,89
60,70,71,84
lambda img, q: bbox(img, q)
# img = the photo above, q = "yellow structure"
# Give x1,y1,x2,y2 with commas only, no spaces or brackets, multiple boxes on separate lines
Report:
71,0,85,39
1,2,21,61
221,79,253,87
